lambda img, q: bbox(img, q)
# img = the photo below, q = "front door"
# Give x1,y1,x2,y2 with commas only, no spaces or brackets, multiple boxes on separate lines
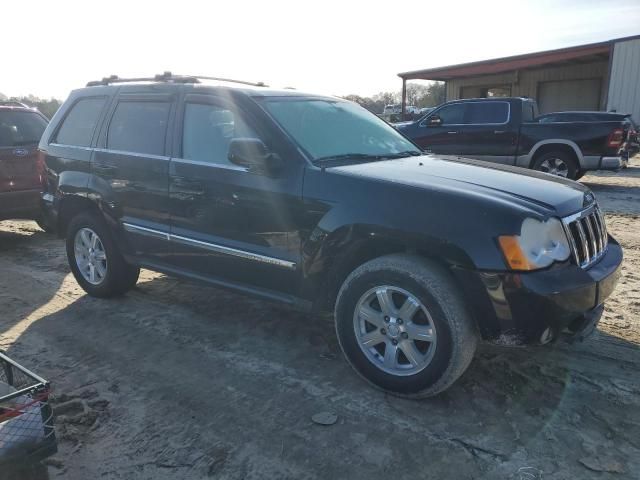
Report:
412,103,466,155
93,94,175,262
456,101,517,163
167,94,304,296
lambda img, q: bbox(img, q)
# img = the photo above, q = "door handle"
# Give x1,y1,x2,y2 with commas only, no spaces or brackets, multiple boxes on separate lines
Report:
172,176,205,194
93,162,117,176
447,131,458,134
494,130,506,134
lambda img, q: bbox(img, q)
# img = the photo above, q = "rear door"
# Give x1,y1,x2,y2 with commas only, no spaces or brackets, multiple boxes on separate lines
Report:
93,93,175,262
411,103,466,154
458,100,518,164
0,109,48,192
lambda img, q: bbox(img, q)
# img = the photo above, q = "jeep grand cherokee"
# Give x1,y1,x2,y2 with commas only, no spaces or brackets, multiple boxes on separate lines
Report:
38,74,622,397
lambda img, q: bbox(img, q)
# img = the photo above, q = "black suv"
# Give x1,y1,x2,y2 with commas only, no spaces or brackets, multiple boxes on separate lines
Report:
39,74,623,397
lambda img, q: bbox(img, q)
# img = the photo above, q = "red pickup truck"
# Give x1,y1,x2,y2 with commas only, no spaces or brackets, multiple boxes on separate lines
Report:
0,102,49,229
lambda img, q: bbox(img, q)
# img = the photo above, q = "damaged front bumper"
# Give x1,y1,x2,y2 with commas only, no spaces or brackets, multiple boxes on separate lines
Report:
453,238,623,346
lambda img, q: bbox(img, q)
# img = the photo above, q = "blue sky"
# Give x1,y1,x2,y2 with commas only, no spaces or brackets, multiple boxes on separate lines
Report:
3,0,639,99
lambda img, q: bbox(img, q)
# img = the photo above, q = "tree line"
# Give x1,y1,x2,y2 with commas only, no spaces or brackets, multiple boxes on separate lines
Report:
0,93,62,119
343,82,445,114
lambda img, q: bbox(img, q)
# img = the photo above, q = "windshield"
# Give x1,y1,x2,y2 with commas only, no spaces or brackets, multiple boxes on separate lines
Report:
0,110,48,147
261,98,420,162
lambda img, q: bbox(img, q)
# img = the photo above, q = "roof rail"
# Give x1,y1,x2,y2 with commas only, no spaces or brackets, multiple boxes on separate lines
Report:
0,101,31,108
86,71,267,88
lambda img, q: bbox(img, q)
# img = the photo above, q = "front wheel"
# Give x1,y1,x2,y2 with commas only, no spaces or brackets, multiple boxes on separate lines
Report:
66,213,140,298
334,254,478,398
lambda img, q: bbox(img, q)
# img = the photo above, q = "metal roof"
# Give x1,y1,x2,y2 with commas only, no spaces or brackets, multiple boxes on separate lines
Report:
399,34,640,81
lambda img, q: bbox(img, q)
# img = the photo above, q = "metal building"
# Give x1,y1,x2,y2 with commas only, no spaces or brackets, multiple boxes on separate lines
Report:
398,34,640,121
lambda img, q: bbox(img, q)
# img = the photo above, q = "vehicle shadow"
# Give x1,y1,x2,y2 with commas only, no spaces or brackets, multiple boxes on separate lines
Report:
4,270,639,478
0,221,65,480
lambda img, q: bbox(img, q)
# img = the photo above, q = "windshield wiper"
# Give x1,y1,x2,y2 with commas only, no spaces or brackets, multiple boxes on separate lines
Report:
383,150,422,158
314,151,421,165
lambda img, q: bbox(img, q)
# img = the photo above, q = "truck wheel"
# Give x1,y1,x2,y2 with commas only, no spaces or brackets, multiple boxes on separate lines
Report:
334,254,478,398
66,212,140,298
532,151,578,179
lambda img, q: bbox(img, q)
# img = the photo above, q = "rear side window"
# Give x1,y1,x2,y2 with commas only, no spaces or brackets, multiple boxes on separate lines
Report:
0,111,48,147
522,103,535,122
182,103,258,165
465,102,509,124
55,97,106,147
107,101,171,156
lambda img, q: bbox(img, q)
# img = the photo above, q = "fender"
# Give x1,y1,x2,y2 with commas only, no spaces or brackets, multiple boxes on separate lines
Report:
299,207,489,309
515,139,584,169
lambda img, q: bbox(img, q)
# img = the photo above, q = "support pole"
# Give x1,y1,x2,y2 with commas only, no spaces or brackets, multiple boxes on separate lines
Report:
401,78,407,120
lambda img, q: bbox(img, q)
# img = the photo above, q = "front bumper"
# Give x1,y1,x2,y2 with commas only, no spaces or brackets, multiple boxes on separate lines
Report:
453,238,623,345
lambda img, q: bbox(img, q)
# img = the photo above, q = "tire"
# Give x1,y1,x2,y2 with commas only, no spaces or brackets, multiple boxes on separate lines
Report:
574,170,586,180
334,254,478,398
36,218,54,233
532,151,578,180
66,212,140,298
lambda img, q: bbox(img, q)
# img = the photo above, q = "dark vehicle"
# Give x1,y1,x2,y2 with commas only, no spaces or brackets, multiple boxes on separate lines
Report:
395,97,628,180
0,102,49,229
39,74,622,397
538,111,638,167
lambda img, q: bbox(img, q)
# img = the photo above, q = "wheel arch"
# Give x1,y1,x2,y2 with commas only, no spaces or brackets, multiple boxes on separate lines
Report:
528,140,582,169
56,194,101,237
305,224,476,312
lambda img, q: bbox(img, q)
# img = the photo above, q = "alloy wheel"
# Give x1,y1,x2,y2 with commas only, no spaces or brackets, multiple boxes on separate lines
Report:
74,227,108,285
353,286,437,376
539,157,569,177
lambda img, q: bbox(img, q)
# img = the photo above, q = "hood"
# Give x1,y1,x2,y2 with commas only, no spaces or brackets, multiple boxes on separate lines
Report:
328,154,592,217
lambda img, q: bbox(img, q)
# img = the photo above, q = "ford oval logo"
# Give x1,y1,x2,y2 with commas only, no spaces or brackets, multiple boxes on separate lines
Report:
13,148,29,157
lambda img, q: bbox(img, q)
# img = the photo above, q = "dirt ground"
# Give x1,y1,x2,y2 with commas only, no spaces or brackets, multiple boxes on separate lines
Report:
1,159,639,480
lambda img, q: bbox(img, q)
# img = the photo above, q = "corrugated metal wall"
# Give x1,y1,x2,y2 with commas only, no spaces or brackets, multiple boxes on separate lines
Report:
446,61,608,109
607,38,640,123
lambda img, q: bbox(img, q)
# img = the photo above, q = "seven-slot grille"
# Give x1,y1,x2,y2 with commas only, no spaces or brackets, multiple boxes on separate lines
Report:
562,206,608,269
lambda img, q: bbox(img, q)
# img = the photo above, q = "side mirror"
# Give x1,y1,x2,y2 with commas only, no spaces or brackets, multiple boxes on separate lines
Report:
426,115,442,126
228,138,283,174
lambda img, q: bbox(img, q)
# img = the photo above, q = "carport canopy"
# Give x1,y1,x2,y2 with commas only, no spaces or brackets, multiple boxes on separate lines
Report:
398,40,612,114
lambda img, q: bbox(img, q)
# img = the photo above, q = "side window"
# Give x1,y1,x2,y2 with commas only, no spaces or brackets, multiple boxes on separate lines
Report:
107,101,171,156
465,102,509,124
182,103,259,165
436,104,465,125
55,97,106,147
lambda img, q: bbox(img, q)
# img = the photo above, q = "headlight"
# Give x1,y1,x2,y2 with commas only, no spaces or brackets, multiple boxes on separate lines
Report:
498,217,571,271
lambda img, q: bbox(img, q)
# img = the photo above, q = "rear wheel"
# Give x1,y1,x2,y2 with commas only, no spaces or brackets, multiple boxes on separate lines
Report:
36,218,54,233
532,151,578,180
334,254,478,398
66,213,139,298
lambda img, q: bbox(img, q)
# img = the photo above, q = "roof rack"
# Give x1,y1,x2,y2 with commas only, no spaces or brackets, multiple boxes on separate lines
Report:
0,101,31,108
86,71,267,88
